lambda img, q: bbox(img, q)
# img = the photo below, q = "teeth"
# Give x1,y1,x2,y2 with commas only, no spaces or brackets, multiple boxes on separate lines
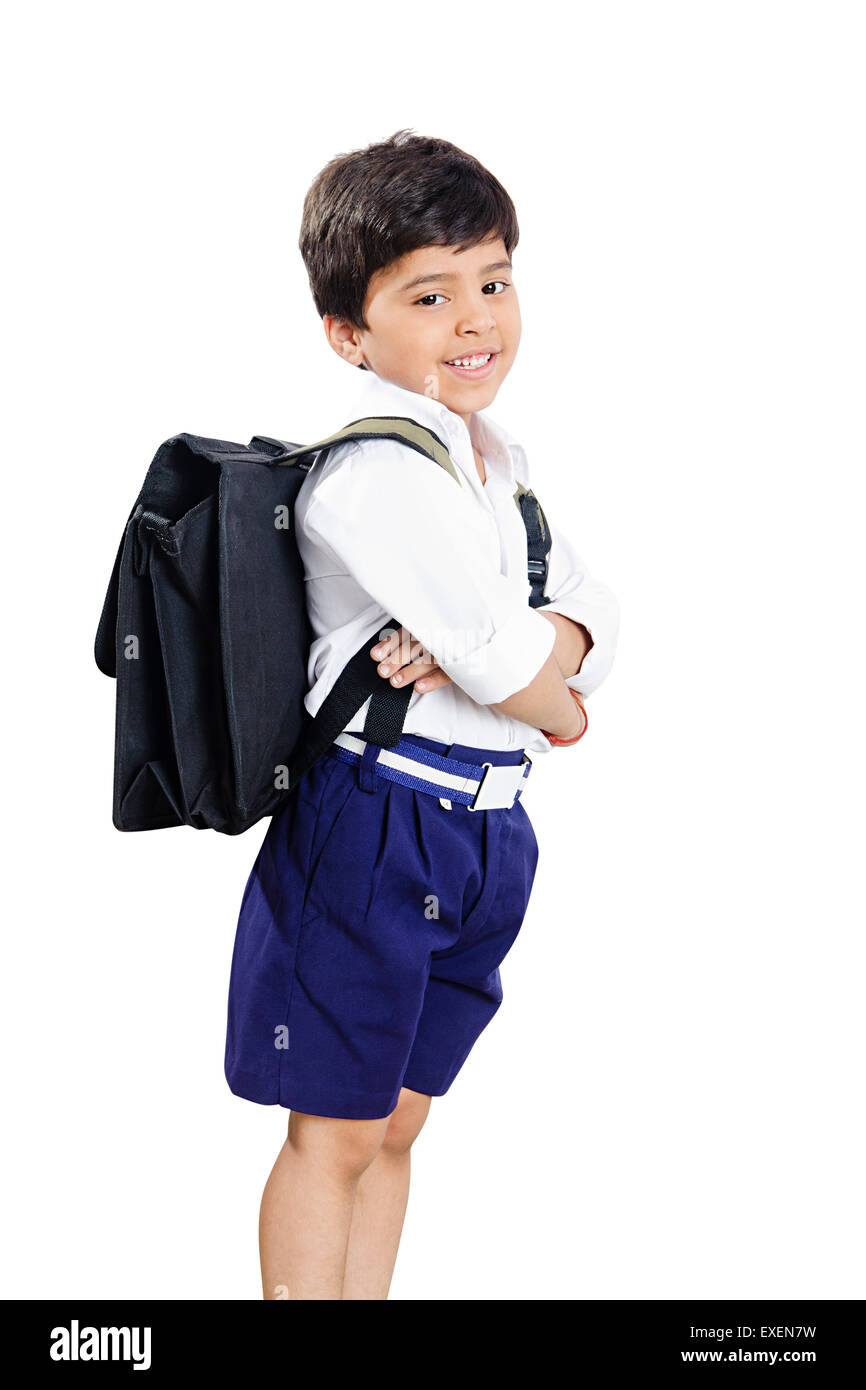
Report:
447,353,492,368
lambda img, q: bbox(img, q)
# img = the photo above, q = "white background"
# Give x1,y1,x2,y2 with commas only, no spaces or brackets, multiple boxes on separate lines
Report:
2,1,863,1300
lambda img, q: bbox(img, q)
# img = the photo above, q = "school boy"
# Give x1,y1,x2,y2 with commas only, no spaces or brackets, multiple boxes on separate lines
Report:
224,130,620,1299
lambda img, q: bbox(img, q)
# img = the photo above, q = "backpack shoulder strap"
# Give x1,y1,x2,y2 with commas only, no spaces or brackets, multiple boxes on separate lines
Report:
513,483,553,609
252,416,462,486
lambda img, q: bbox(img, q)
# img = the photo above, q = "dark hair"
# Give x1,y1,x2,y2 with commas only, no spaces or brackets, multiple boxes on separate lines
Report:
299,128,519,366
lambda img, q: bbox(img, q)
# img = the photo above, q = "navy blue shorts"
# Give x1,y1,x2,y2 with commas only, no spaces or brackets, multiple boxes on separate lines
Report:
224,734,540,1120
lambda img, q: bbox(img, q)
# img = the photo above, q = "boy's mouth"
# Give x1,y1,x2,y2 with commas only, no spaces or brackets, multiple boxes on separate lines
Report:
442,351,499,381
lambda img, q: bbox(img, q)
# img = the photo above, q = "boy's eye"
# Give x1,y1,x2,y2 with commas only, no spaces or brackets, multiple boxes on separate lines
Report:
414,281,510,307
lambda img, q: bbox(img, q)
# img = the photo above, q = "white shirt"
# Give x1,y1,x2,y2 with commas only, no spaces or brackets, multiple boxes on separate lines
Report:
294,370,620,755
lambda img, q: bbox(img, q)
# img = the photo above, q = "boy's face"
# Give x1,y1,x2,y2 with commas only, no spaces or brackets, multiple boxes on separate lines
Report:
326,236,520,428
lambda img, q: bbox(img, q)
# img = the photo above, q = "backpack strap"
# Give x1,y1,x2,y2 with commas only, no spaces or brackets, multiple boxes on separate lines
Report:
287,613,412,792
513,483,552,609
252,416,461,485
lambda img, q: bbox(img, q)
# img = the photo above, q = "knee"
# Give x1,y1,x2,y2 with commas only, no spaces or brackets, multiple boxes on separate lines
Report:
381,1089,432,1157
287,1112,388,1183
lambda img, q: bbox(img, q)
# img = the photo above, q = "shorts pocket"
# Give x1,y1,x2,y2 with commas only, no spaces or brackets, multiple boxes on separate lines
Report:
297,761,361,928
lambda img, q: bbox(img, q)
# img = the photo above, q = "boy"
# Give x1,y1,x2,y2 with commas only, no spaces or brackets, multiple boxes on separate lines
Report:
224,130,620,1300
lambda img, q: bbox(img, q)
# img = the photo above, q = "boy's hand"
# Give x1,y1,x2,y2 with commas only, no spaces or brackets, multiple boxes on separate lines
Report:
370,627,453,694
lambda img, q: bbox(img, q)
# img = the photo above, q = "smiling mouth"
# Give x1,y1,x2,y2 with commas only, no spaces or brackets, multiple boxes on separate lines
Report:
443,351,499,376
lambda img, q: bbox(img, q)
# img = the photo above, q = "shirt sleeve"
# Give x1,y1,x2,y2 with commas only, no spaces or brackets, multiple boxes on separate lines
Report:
539,516,621,697
302,441,556,705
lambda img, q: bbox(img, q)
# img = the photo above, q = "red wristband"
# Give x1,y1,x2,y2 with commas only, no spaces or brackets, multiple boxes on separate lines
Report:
541,689,588,746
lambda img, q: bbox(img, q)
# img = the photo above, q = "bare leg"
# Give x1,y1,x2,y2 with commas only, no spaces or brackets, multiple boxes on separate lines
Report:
259,1109,391,1300
341,1087,432,1300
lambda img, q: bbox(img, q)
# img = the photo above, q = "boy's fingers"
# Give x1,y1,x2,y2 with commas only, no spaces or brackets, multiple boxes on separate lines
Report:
370,626,415,661
370,628,402,661
414,668,451,693
386,660,452,689
367,623,453,690
381,656,435,684
371,627,434,674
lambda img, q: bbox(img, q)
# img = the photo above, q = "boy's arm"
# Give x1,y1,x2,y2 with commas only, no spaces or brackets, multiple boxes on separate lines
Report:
490,651,586,740
304,442,583,739
536,611,594,681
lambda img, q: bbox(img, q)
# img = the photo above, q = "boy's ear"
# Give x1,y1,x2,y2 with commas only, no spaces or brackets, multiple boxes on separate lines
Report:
323,314,366,368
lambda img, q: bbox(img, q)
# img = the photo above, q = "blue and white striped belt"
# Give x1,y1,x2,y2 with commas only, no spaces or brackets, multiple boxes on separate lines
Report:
327,732,532,811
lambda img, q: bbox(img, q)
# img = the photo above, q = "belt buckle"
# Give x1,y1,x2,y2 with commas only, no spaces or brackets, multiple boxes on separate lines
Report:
467,753,532,812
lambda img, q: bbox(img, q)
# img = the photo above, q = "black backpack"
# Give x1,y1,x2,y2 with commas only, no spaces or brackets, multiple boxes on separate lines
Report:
94,416,553,835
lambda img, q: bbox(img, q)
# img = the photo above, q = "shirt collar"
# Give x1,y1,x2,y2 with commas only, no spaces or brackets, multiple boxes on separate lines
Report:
343,369,529,491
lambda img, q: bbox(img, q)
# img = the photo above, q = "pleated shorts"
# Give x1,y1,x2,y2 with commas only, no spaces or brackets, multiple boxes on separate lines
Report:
224,733,540,1120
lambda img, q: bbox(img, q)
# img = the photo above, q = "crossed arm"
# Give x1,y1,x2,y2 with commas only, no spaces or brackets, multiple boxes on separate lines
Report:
369,611,591,742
